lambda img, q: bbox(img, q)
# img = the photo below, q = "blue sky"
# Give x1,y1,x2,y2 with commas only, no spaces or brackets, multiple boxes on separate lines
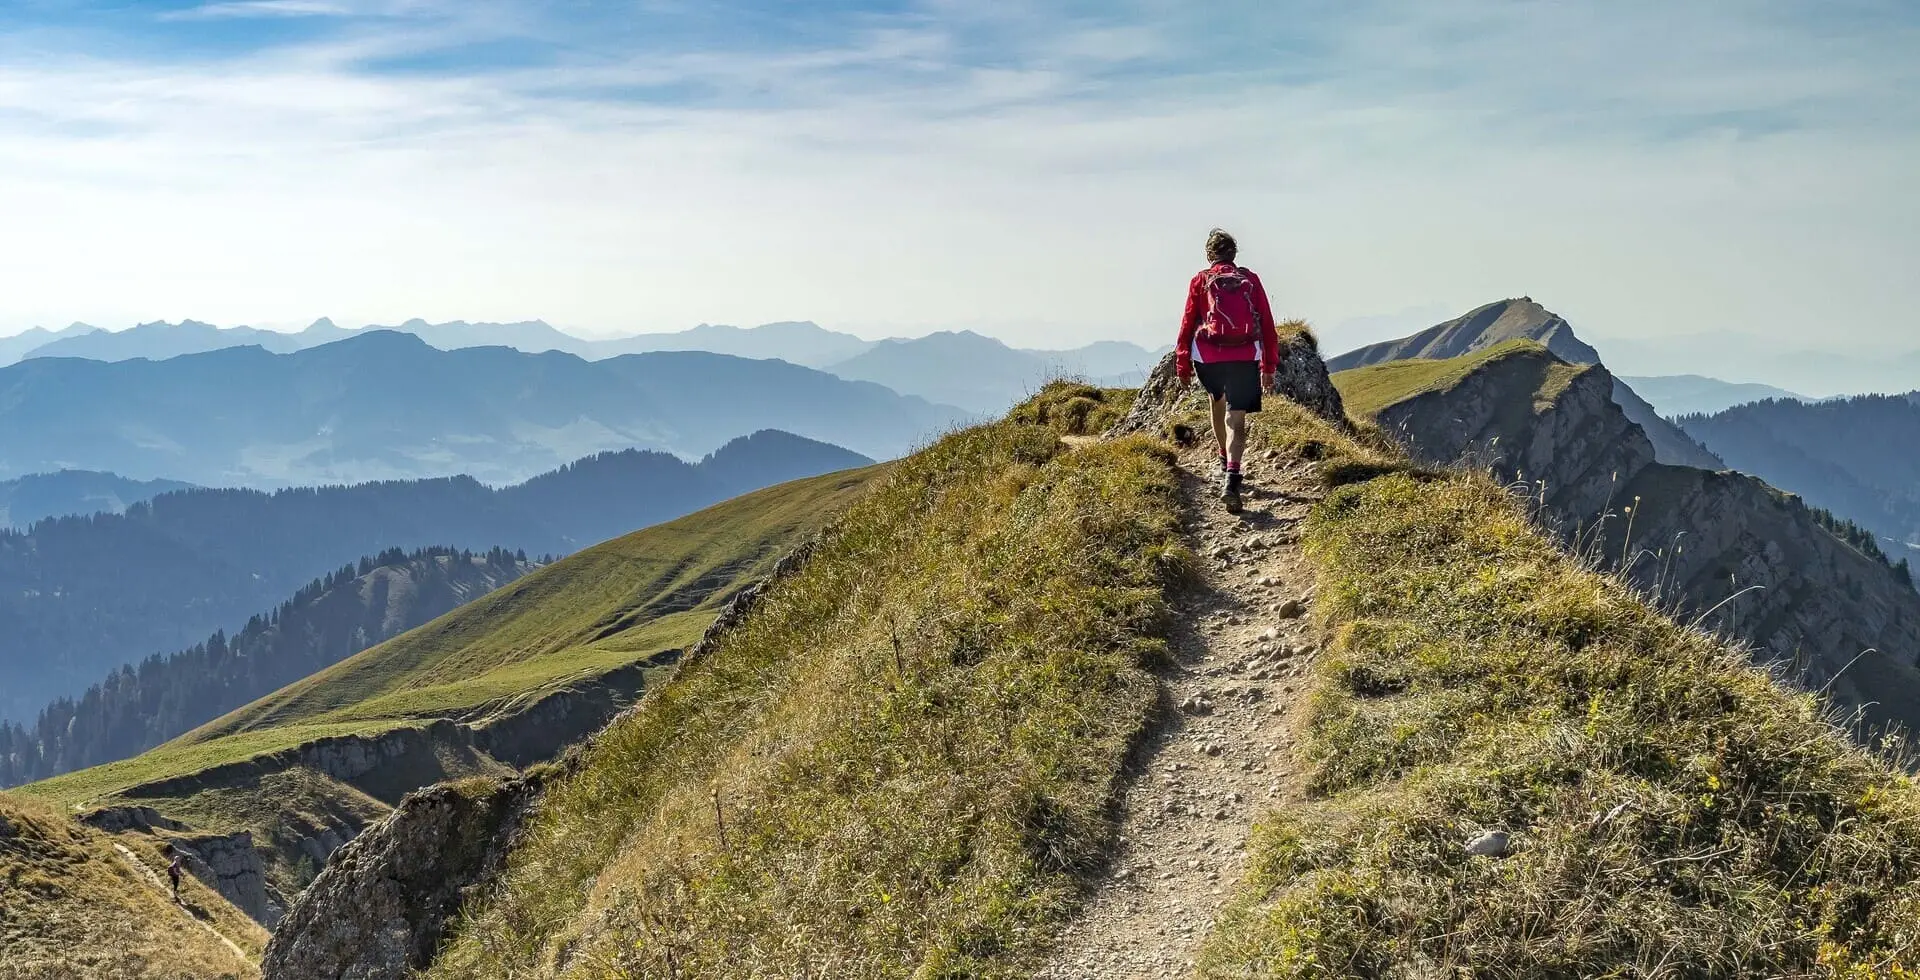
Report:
1,1,1916,386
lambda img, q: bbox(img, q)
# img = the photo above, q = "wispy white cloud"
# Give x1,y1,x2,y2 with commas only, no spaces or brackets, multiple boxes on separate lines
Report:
0,0,1915,391
158,0,357,21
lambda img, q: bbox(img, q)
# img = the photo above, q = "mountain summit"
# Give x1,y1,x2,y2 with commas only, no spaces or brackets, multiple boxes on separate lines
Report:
1328,299,1723,470
1329,297,1598,367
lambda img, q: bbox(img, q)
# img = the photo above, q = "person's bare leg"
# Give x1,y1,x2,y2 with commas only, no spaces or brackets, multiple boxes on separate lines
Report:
1226,409,1249,467
1210,394,1228,459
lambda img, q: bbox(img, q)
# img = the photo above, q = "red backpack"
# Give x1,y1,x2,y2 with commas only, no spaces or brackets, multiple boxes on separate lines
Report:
1200,266,1261,346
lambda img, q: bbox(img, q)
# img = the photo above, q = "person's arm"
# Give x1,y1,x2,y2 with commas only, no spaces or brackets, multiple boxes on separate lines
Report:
1175,274,1203,382
1253,273,1280,382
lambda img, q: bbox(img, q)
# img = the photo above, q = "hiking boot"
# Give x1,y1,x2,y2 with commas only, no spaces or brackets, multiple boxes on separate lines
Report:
1222,471,1244,513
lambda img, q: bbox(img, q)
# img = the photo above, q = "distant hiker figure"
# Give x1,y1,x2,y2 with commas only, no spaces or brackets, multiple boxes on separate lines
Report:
164,844,184,903
1175,229,1279,513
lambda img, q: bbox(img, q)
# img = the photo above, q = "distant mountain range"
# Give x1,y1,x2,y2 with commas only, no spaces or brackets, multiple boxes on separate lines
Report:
0,330,943,486
0,470,196,528
13,316,874,365
1677,394,1920,555
9,317,1159,384
822,330,1159,414
0,322,99,364
1582,331,1920,399
0,429,871,721
1619,375,1808,417
5,320,1159,448
592,320,879,367
1327,298,1725,471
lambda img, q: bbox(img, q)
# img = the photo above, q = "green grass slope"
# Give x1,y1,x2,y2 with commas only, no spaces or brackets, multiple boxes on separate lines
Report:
1194,401,1920,978
21,466,879,822
1331,337,1585,420
0,792,266,979
424,384,1187,979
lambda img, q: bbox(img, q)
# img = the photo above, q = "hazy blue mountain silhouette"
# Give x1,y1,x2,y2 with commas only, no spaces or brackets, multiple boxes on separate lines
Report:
1620,375,1808,417
0,331,953,485
5,318,1160,415
26,319,304,361
10,317,874,367
0,471,197,528
825,330,1161,414
0,323,98,364
590,320,877,367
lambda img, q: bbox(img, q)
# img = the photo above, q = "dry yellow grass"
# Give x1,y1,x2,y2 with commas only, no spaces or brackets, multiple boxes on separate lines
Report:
1201,403,1920,978
425,390,1189,979
0,792,265,980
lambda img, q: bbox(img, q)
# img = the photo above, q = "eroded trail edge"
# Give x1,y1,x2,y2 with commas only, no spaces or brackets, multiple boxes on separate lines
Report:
1038,444,1322,979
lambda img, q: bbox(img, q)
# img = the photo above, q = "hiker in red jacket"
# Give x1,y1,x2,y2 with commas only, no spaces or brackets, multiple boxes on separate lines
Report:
1175,229,1279,513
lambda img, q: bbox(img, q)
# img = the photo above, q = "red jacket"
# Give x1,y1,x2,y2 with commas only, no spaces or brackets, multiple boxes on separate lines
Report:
1176,263,1279,379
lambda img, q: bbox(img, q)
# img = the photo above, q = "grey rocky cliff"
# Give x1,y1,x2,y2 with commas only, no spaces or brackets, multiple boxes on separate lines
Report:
261,775,545,980
79,805,189,834
1113,333,1348,439
178,830,279,927
1377,348,1920,738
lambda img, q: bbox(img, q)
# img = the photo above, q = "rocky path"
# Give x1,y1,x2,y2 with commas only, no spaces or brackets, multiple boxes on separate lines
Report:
1037,445,1323,979
111,841,252,964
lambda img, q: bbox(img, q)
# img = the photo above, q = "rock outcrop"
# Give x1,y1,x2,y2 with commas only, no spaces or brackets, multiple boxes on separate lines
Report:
1113,331,1348,439
260,775,545,980
178,830,278,926
115,719,498,805
1373,344,1920,738
78,804,189,834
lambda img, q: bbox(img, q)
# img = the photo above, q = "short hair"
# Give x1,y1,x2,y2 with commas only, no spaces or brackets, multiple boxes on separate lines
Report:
1205,228,1238,264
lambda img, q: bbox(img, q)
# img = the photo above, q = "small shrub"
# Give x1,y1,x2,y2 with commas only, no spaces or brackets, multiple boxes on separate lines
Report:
1006,381,1137,437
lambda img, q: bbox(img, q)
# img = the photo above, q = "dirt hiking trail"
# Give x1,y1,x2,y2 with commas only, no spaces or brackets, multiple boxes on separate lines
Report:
111,841,252,964
1038,442,1323,979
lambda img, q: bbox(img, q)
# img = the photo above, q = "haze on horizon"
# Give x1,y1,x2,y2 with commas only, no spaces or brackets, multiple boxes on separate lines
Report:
2,1,1915,392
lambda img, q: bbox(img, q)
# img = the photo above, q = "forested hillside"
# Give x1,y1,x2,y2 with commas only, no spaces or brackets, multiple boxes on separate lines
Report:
0,547,537,787
1678,393,1920,553
0,430,870,720
19,468,879,914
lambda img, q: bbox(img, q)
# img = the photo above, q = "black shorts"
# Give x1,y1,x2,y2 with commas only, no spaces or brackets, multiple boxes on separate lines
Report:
1195,360,1263,412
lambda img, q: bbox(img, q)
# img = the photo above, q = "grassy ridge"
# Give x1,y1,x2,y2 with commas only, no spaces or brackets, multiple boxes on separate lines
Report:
0,792,267,980
427,386,1187,979
22,468,878,813
1332,338,1584,420
1201,406,1920,977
